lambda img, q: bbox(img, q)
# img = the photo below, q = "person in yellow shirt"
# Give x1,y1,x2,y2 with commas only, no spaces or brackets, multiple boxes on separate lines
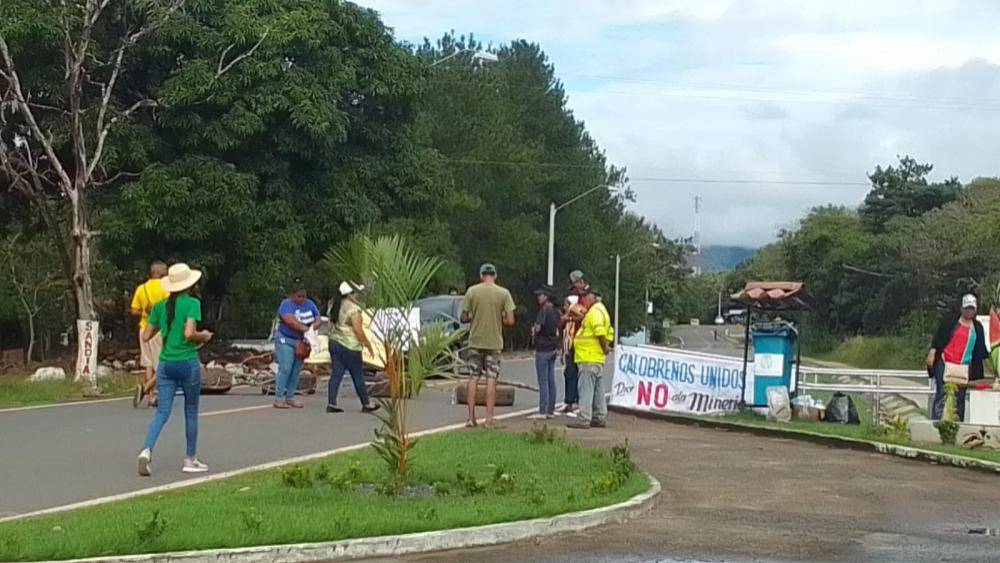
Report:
567,290,613,429
130,261,169,408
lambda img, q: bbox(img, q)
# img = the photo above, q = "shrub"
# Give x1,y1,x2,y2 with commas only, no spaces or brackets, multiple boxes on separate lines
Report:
280,465,313,489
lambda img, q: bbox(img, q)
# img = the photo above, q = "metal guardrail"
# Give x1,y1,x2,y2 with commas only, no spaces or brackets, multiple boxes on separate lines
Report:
798,366,932,420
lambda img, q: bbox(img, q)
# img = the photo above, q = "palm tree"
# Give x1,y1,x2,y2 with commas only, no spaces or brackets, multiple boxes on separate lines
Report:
323,235,464,479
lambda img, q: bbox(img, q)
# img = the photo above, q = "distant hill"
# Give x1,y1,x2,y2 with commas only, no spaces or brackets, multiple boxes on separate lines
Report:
696,246,756,272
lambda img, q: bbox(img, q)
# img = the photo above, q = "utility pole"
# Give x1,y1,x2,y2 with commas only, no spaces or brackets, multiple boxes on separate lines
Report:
693,196,703,275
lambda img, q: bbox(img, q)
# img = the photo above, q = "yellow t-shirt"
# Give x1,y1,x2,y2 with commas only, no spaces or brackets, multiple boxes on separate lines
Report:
574,302,613,365
130,278,170,329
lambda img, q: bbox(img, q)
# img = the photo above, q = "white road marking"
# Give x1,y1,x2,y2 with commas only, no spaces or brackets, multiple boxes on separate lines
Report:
0,396,132,414
0,405,540,523
200,405,273,417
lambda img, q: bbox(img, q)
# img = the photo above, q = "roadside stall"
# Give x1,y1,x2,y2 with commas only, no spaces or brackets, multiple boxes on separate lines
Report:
729,281,812,410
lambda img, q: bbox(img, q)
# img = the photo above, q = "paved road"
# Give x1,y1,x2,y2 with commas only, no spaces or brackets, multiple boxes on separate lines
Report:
0,356,563,517
671,324,746,358
389,413,1000,563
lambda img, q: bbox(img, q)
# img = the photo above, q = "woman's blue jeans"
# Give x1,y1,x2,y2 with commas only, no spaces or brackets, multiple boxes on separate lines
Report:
143,359,201,457
274,336,304,401
328,342,371,407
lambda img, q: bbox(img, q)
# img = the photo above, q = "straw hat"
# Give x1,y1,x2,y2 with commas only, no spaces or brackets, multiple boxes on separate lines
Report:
339,281,365,296
160,263,202,293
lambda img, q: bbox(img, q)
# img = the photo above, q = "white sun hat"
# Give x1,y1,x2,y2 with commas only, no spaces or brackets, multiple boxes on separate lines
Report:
160,263,202,293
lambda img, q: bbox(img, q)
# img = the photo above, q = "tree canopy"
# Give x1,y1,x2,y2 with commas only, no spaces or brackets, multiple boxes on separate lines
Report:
0,2,685,357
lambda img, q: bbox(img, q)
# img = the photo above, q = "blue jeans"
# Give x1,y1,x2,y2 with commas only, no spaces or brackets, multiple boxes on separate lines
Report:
563,348,579,405
931,360,967,421
143,359,201,457
329,342,371,407
535,349,557,415
274,336,304,401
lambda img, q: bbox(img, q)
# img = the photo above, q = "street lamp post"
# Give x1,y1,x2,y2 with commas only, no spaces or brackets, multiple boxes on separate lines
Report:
614,242,660,347
547,184,618,285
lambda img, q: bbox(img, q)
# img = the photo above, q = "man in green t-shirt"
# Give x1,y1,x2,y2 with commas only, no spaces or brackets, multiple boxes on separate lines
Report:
461,263,515,428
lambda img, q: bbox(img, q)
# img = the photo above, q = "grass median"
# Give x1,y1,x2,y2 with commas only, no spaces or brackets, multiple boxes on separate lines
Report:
0,428,649,562
0,375,136,409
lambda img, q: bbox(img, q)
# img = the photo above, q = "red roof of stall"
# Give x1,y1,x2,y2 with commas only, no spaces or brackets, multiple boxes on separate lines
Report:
730,282,811,311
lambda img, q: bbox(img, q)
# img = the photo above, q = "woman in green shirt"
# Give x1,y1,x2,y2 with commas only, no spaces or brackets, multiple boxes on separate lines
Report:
136,264,214,477
326,281,380,414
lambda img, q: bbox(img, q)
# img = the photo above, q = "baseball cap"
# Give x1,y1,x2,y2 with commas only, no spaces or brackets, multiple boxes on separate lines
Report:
479,263,497,276
569,270,586,283
962,294,978,309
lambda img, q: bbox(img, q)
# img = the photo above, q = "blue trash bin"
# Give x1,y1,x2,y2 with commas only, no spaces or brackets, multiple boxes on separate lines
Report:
752,323,797,405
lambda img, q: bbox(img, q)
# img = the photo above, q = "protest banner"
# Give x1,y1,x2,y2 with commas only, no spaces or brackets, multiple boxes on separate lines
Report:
610,345,754,415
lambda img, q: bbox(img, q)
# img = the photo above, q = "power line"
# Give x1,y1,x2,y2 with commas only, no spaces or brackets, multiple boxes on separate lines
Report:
430,76,1000,113
631,176,870,187
440,157,871,186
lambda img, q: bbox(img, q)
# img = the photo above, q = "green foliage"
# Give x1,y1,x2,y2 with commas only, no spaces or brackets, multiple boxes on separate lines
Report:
590,441,636,496
239,509,264,535
3,3,689,345
860,156,961,233
936,383,960,445
874,415,911,443
135,511,167,544
326,234,462,479
733,155,1000,353
280,465,313,489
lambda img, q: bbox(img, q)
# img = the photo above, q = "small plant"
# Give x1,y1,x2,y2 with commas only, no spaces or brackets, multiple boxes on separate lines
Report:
590,470,629,496
377,476,406,496
490,465,515,495
328,460,365,491
528,423,565,444
590,442,637,495
610,440,635,473
136,511,167,544
523,477,546,506
936,383,960,445
455,468,487,496
239,509,264,534
314,463,330,483
281,464,314,489
874,415,911,443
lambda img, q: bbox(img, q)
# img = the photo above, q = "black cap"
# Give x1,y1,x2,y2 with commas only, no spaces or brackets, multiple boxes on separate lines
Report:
534,284,555,297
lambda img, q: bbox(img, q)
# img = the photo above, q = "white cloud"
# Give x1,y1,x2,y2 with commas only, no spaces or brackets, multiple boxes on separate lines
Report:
363,0,1000,247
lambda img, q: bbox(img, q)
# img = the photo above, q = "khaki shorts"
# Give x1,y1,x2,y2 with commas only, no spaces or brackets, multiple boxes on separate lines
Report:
140,332,163,369
466,349,501,380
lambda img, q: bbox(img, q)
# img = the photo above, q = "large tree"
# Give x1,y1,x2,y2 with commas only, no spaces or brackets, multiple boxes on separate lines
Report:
0,0,270,377
860,155,961,233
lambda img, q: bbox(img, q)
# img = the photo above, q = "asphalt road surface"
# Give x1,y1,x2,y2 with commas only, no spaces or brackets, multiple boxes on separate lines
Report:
389,413,1000,563
671,324,746,358
0,356,561,518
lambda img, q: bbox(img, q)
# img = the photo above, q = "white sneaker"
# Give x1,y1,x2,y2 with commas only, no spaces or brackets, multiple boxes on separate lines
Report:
182,459,209,473
137,449,152,477
526,413,548,420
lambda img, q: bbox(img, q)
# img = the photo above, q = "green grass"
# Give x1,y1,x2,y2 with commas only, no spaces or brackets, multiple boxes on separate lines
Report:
713,412,1000,465
814,335,926,370
0,375,137,409
0,429,649,562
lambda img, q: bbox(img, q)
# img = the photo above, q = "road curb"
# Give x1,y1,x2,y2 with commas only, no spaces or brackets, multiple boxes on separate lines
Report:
611,406,1000,476
55,473,660,563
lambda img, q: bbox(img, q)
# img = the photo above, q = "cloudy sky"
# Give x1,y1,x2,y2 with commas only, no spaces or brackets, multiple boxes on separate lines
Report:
364,0,1000,247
